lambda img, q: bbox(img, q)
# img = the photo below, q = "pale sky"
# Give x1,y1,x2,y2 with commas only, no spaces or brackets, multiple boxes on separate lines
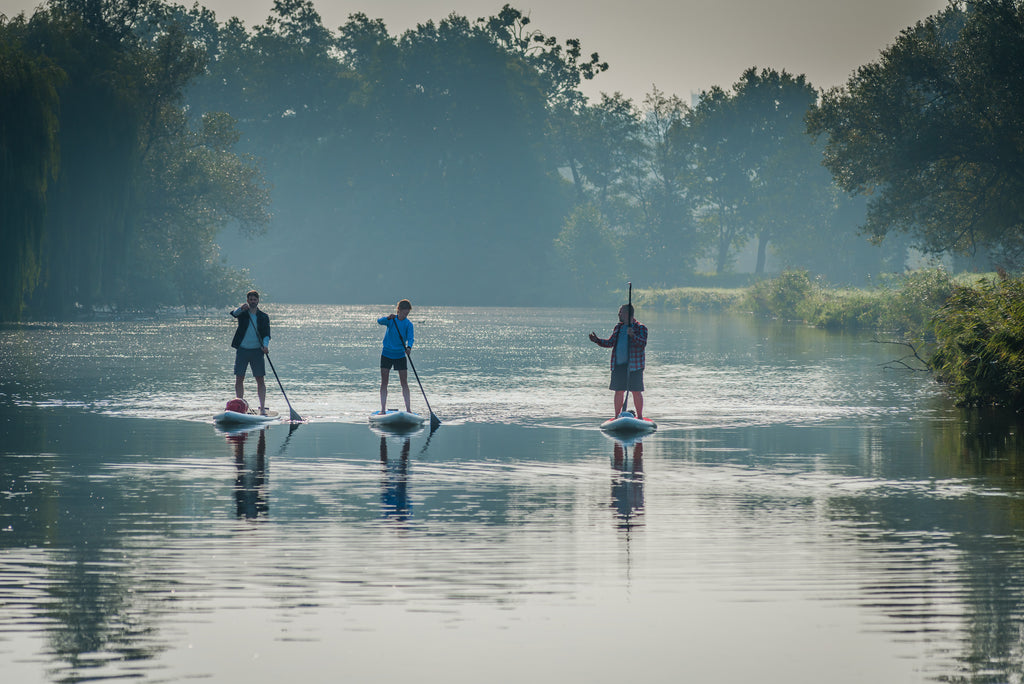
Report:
1,0,950,102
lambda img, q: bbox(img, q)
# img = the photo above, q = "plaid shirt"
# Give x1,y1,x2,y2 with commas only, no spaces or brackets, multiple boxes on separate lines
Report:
594,320,647,371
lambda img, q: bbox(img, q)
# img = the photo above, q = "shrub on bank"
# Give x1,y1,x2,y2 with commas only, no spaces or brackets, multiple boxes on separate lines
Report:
739,267,957,335
632,287,747,311
743,270,814,320
931,277,1024,408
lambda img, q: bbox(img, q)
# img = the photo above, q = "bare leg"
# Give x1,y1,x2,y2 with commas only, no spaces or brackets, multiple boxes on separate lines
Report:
632,392,644,419
235,375,245,399
380,367,390,413
256,376,267,413
613,390,625,417
398,369,411,412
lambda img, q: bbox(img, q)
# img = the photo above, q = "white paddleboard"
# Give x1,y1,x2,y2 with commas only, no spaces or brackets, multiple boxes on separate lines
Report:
600,412,657,433
214,409,279,425
369,409,426,427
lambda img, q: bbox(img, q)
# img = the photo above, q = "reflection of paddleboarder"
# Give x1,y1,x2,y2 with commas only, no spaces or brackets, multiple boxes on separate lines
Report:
228,428,268,519
380,435,412,521
611,440,644,524
590,303,647,420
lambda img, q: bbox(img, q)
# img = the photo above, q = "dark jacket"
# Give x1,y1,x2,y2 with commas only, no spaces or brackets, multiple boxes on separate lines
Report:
230,308,271,349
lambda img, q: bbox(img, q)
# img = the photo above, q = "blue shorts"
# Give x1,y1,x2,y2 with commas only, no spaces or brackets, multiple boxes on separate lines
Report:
234,347,266,377
380,354,408,371
610,365,644,391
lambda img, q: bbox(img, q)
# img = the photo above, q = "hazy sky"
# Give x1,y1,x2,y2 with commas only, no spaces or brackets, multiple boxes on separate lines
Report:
1,0,950,102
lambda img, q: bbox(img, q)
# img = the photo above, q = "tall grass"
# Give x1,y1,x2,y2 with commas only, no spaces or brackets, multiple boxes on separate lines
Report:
931,277,1024,408
638,268,1023,407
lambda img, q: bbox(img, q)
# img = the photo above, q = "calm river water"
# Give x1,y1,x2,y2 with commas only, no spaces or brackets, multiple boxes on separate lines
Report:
3,305,1024,683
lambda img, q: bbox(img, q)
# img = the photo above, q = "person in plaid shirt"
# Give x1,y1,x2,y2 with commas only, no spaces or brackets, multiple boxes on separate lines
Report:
589,303,647,419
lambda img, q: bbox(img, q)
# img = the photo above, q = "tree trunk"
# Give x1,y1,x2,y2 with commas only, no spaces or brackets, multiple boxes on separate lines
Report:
755,231,770,275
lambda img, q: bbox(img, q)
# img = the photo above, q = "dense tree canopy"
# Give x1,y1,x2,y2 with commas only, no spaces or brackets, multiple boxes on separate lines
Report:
0,0,269,319
808,0,1024,266
4,0,929,318
0,28,62,320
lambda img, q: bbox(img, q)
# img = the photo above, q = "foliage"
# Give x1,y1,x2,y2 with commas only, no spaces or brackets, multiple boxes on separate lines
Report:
1,1,268,319
554,204,623,302
875,268,956,333
685,68,830,276
5,0,960,314
807,0,1024,266
0,19,63,321
740,267,957,334
931,276,1024,407
743,269,814,319
633,287,746,312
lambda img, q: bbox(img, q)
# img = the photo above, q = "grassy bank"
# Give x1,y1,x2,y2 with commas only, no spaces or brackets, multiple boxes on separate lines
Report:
638,269,1024,408
638,269,989,336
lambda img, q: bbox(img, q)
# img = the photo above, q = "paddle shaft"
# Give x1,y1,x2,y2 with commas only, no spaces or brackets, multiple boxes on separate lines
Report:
246,310,302,421
623,282,632,415
389,317,440,428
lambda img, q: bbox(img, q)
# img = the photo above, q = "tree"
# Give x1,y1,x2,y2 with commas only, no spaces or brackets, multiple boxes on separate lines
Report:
627,87,699,283
807,0,1024,265
685,68,829,276
0,18,63,321
3,1,269,316
187,5,584,304
554,203,624,301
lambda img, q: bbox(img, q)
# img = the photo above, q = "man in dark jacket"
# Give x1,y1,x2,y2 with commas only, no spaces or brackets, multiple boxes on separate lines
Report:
230,290,271,414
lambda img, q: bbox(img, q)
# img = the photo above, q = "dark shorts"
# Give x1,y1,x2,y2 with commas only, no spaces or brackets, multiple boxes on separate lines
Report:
610,365,644,392
380,354,408,371
234,347,265,377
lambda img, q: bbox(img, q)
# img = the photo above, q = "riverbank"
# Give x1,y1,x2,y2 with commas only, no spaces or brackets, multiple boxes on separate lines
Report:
637,269,1024,409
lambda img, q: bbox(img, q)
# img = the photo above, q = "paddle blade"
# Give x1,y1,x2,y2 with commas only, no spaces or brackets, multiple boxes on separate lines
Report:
289,407,303,422
429,412,441,431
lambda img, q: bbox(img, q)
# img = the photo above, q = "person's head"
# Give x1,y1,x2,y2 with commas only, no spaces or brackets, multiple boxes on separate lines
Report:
246,290,260,308
396,299,412,319
618,304,634,323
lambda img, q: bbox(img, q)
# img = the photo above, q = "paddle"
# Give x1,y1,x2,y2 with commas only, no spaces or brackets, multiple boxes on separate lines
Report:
389,317,441,431
623,281,633,417
247,312,303,422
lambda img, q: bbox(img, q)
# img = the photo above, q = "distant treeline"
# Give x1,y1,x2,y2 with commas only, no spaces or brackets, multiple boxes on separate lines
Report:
2,0,1022,319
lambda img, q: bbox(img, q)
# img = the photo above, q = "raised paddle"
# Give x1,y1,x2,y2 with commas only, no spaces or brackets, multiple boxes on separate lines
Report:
247,313,302,422
389,317,441,431
623,281,633,417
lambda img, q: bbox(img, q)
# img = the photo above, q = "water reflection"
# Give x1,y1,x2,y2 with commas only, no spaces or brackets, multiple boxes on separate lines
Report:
11,307,1024,682
226,427,269,519
610,438,644,528
379,434,412,521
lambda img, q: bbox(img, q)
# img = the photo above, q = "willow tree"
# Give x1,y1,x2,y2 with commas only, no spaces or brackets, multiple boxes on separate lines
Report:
0,21,63,321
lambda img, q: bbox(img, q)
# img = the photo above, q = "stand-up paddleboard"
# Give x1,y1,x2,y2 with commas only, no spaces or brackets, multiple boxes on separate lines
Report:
369,409,427,428
214,409,279,425
601,411,657,434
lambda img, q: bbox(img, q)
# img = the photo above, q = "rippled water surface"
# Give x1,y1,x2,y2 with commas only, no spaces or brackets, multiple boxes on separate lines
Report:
4,306,1024,683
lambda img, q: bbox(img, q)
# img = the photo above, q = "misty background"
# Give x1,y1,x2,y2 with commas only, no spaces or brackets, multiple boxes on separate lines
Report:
2,0,1017,319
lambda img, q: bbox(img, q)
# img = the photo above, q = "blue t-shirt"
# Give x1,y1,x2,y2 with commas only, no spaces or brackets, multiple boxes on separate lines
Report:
378,316,413,359
615,324,629,365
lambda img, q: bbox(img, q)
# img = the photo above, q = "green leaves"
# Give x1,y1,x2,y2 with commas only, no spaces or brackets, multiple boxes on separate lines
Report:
0,24,63,320
808,0,1024,263
931,275,1024,407
1,2,269,318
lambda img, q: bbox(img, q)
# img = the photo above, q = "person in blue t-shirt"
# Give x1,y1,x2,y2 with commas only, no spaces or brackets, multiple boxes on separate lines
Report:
377,299,414,414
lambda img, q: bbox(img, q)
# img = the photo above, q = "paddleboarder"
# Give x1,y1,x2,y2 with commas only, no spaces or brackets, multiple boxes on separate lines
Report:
589,303,647,420
378,299,414,414
230,290,271,415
